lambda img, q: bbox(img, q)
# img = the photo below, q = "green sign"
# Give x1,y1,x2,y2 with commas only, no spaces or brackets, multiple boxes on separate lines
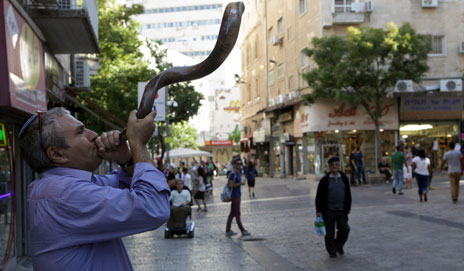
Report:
0,123,6,146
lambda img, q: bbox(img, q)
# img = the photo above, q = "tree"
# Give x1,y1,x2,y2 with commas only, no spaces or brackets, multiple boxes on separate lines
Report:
229,124,240,144
165,121,199,150
79,0,203,157
303,22,430,165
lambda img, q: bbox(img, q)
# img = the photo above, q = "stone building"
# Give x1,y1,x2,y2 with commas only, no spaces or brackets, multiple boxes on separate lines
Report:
239,0,464,177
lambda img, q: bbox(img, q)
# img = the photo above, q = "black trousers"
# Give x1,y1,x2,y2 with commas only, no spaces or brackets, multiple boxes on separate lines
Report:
323,211,350,255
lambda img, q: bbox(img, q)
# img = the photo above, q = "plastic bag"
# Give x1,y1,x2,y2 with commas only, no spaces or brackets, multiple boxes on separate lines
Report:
314,216,326,236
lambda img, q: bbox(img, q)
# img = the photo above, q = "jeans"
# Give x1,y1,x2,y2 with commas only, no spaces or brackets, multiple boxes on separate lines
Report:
393,169,404,192
415,173,429,196
350,166,357,185
357,165,366,184
226,197,245,232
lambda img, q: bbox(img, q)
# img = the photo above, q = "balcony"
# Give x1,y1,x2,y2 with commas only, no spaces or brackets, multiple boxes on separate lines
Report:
27,0,99,54
332,0,372,25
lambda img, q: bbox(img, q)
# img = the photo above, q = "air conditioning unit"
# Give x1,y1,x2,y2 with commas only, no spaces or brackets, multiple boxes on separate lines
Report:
273,94,287,105
57,0,76,9
272,35,282,46
74,59,90,89
459,41,464,54
421,0,438,8
289,90,300,100
351,2,366,13
440,79,463,92
395,80,413,92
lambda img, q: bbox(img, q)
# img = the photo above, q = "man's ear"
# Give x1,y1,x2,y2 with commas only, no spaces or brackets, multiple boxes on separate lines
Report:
46,147,68,165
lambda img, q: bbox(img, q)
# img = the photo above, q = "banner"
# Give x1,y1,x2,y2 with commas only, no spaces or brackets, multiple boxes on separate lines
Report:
3,0,46,113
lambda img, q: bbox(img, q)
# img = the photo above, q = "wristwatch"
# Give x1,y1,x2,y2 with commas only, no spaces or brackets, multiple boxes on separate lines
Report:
118,157,134,168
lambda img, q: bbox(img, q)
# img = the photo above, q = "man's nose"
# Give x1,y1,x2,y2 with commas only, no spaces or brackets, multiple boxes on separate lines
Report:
86,129,98,142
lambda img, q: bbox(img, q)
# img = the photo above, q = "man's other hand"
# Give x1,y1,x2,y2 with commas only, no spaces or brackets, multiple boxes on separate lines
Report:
95,130,131,164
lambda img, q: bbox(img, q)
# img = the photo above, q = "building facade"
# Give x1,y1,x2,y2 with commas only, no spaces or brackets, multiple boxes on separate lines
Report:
0,0,98,268
239,0,464,177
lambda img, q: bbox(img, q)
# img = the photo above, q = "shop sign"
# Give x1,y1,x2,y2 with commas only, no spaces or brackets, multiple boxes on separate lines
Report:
278,112,293,123
205,140,233,146
224,100,240,111
400,96,463,120
0,123,6,146
254,129,265,142
3,0,47,113
300,99,398,132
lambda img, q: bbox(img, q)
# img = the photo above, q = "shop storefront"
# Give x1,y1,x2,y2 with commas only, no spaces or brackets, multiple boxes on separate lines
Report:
253,119,271,176
299,99,399,175
1,0,48,265
399,95,463,170
269,108,296,178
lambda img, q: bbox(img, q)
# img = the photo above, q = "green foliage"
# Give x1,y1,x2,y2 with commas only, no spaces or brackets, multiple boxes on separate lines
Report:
303,22,430,122
229,124,240,144
166,121,199,149
80,0,203,134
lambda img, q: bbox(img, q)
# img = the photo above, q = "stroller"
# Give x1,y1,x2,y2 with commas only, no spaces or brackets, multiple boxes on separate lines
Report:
164,204,195,238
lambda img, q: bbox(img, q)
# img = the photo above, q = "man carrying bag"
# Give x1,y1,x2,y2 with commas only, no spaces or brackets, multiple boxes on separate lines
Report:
315,157,352,258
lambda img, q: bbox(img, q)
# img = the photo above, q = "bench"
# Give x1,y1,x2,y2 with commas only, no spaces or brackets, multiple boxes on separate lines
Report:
367,173,388,184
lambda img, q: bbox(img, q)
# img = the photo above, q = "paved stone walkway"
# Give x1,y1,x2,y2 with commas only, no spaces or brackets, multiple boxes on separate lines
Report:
125,173,464,271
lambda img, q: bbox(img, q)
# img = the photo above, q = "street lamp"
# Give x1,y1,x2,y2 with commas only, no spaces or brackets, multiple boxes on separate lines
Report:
166,100,178,165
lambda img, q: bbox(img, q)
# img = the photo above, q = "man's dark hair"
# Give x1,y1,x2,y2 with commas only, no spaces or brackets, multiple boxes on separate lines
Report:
396,145,402,151
449,142,455,149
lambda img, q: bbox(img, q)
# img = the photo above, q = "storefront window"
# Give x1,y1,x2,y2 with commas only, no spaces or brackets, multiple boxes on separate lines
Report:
273,141,281,176
400,122,460,169
0,123,12,259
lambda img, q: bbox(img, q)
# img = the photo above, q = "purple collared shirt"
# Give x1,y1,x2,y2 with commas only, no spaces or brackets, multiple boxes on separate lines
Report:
28,163,170,271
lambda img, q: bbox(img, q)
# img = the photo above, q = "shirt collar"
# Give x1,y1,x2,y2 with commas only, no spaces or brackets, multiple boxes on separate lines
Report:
329,172,341,179
41,167,93,181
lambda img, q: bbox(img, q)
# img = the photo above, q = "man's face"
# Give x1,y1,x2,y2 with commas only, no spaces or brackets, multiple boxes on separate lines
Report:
329,161,340,173
176,181,184,192
234,160,242,171
57,114,101,171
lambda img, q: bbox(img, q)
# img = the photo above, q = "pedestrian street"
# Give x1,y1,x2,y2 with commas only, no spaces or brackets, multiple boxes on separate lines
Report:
124,174,464,271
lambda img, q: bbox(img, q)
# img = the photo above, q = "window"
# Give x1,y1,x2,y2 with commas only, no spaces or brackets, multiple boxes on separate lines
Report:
277,63,285,79
425,35,446,56
268,70,275,85
277,18,283,34
255,78,259,99
301,67,310,88
300,50,309,68
288,75,294,90
268,27,273,43
299,0,307,15
254,36,259,59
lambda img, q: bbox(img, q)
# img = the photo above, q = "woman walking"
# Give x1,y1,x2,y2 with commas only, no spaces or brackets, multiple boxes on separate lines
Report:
225,157,250,237
411,149,432,202
194,167,207,212
245,161,258,198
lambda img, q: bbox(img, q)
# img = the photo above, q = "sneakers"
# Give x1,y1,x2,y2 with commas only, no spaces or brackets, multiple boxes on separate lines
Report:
242,230,251,236
392,187,396,194
329,253,337,258
225,231,237,237
252,193,255,198
337,246,344,255
398,192,404,195
453,199,458,204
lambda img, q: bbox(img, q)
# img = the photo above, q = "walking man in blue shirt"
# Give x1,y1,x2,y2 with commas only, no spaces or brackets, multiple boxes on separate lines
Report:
19,107,170,270
315,157,352,258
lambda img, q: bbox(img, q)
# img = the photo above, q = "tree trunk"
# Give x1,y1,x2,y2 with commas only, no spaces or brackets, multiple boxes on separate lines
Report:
374,121,382,174
158,134,166,161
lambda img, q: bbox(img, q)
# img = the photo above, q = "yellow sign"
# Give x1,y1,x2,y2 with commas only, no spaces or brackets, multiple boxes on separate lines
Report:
224,100,240,111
